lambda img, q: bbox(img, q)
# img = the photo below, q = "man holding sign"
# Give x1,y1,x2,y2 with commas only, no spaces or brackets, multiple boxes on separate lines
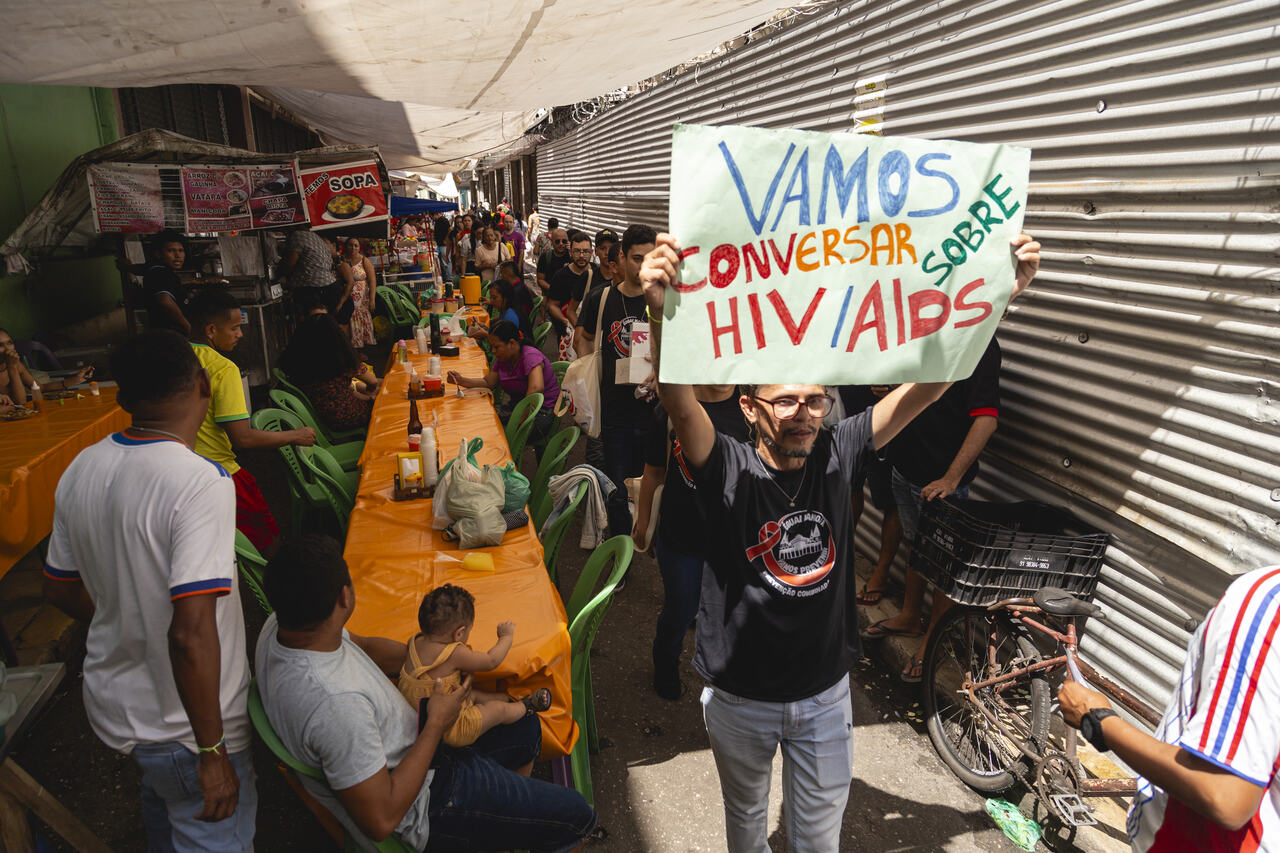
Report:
641,122,1040,852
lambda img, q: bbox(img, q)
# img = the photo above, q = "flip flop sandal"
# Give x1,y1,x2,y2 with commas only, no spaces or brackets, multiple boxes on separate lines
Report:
521,687,553,714
860,618,924,640
901,658,924,684
856,586,888,606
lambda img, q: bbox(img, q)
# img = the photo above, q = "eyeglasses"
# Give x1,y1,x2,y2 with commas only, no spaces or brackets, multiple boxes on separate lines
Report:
569,248,592,255
752,394,833,420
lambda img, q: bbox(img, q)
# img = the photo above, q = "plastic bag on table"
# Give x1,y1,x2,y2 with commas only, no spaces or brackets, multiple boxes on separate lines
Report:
432,438,479,529
499,462,531,513
448,465,507,549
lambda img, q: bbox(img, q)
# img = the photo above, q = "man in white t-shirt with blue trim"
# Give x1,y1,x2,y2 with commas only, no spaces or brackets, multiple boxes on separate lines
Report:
43,330,256,851
1060,565,1280,851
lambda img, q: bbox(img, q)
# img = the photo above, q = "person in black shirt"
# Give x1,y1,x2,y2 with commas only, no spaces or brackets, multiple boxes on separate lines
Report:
633,386,748,700
576,224,658,539
837,384,902,609
860,337,1002,683
432,213,452,279
142,230,192,335
535,227,570,298
548,231,595,361
638,230,1041,852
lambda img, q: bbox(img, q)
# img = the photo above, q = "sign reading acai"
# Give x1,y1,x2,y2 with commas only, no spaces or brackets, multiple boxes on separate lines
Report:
661,123,1030,384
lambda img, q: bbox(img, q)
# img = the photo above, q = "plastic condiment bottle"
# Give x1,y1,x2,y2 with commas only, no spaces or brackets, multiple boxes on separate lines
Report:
421,427,438,486
29,382,42,410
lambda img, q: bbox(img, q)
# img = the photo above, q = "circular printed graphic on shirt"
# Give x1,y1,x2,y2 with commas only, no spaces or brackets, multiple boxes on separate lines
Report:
744,509,836,593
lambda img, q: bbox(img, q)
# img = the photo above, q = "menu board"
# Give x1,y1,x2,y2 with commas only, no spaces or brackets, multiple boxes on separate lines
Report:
182,166,254,231
87,164,167,234
246,165,305,228
297,160,389,231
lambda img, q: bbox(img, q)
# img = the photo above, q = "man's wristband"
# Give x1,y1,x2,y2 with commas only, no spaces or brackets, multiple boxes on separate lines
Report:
197,734,226,755
646,305,663,325
1080,709,1118,751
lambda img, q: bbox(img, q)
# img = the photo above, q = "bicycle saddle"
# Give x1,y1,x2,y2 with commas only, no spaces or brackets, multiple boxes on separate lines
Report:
1033,587,1104,619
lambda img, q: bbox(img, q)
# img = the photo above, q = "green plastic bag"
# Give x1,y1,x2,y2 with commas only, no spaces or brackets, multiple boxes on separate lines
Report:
984,799,1041,852
439,437,484,479
500,463,531,513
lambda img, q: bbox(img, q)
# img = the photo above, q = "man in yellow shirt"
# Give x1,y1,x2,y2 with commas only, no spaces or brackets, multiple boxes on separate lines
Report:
186,289,315,551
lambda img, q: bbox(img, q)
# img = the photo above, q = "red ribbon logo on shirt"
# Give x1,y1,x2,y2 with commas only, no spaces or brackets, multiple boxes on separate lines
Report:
744,511,835,589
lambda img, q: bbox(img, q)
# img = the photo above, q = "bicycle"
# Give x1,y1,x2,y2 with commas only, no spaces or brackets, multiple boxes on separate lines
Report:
922,586,1166,829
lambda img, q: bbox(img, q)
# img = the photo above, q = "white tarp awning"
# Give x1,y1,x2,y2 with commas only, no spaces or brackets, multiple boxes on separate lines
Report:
0,0,788,171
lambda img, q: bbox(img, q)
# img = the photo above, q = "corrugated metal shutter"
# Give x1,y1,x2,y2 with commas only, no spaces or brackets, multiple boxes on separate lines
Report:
535,0,1280,710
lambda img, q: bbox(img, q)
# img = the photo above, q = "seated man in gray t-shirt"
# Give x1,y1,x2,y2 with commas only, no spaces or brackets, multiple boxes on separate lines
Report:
256,535,597,852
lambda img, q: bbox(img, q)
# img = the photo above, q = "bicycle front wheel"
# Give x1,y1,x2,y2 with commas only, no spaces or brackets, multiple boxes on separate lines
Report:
923,606,1050,793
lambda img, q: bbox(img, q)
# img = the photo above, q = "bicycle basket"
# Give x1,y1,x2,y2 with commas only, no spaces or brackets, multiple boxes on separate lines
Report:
910,497,1108,606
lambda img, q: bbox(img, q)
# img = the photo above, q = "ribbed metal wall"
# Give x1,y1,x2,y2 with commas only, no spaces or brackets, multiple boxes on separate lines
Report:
527,0,1280,709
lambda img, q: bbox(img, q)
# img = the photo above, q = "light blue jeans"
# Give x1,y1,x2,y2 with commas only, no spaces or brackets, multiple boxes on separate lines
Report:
701,676,853,852
133,742,257,852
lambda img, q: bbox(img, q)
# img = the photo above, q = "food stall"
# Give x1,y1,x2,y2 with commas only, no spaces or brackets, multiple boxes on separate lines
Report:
1,129,394,386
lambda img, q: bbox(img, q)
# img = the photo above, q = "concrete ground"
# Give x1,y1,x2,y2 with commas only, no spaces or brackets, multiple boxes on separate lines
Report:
3,408,1134,852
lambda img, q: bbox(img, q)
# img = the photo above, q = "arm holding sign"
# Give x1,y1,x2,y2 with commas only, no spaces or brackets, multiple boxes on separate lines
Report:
641,234,716,470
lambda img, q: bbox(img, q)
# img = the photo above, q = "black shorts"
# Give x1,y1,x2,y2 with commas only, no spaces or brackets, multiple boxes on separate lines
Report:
854,455,894,512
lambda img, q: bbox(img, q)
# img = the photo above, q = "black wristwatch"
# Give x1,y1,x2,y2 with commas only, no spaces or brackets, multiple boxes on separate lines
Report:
1080,708,1118,751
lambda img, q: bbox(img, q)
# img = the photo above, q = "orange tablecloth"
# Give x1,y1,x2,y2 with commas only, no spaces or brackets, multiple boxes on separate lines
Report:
343,338,576,759
0,389,129,577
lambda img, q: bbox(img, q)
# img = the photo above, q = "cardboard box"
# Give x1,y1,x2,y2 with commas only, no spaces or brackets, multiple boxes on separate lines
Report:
615,322,652,384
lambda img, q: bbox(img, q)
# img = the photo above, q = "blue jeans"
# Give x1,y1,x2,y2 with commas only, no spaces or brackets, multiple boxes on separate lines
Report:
436,246,451,280
133,742,257,853
426,715,596,853
890,467,970,542
600,424,647,538
652,537,704,680
701,677,854,853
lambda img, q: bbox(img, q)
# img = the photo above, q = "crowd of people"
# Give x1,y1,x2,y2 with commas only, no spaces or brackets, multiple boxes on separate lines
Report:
27,203,1278,853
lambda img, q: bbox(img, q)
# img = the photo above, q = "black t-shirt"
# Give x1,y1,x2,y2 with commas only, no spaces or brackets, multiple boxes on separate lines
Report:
885,338,1001,489
644,395,750,556
576,284,652,428
142,264,190,332
547,265,592,307
692,412,874,701
537,250,569,285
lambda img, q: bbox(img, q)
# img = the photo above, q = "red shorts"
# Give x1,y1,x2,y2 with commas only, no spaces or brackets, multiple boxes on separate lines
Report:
233,467,279,552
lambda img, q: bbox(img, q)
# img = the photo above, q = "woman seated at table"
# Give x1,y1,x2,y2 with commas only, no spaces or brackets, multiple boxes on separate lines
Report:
447,320,559,450
468,279,533,342
278,314,379,433
1,327,92,406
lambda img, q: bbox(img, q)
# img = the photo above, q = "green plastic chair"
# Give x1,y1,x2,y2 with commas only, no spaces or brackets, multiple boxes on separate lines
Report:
564,536,635,806
532,320,552,348
391,282,413,305
252,405,364,472
297,445,358,535
248,681,415,853
504,392,543,466
267,387,365,446
233,531,271,614
531,294,544,318
530,426,580,529
538,480,587,586
551,360,569,388
377,286,417,329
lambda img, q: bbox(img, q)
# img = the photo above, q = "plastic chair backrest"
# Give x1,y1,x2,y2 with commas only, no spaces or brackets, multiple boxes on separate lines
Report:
391,282,413,304
298,445,355,531
376,286,412,326
539,481,587,585
532,320,552,348
530,426,579,527
248,680,326,781
273,367,308,401
531,294,545,316
250,406,304,434
234,531,272,613
504,392,543,464
566,535,635,629
551,360,569,388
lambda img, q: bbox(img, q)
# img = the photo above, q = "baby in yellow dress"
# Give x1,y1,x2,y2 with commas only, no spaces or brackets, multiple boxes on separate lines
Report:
399,583,552,747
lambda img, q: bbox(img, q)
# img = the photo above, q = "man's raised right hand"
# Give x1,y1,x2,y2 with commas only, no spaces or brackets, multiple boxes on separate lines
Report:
640,233,683,315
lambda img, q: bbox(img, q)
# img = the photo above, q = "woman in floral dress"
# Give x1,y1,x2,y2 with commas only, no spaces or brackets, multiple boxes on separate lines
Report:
338,237,377,349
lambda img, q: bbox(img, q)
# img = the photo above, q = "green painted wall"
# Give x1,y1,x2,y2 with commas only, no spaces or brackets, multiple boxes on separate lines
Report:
0,84,119,341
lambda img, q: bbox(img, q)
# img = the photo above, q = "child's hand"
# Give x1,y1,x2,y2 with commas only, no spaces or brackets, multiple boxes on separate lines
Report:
496,621,515,638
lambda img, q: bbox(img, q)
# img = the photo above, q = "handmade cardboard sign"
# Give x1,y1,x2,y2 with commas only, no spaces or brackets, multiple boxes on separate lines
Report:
661,123,1030,384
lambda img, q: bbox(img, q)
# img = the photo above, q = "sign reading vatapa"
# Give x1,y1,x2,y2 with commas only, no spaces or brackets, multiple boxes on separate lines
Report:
661,123,1030,384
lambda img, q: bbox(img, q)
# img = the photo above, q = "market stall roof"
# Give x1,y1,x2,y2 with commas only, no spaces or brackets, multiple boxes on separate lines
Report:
0,129,388,259
0,0,788,171
389,196,458,215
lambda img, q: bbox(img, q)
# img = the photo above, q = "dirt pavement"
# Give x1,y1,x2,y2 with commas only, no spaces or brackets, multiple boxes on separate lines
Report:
10,429,1133,852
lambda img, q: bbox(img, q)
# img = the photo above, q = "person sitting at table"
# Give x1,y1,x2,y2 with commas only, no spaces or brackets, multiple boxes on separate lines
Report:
1,327,93,406
446,320,559,450
398,583,553,748
255,534,598,852
278,314,379,433
467,279,534,342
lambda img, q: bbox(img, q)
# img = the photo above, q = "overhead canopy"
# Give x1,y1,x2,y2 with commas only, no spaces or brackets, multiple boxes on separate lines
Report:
389,196,458,215
0,0,788,172
1,129,388,257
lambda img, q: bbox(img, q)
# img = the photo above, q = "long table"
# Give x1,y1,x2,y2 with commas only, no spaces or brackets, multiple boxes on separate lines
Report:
343,338,576,759
0,389,129,578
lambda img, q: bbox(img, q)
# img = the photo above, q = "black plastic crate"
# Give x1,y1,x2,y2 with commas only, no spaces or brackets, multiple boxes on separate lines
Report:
909,497,1109,606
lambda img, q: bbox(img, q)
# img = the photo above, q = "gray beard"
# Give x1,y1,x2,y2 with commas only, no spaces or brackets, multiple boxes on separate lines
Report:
761,434,812,459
